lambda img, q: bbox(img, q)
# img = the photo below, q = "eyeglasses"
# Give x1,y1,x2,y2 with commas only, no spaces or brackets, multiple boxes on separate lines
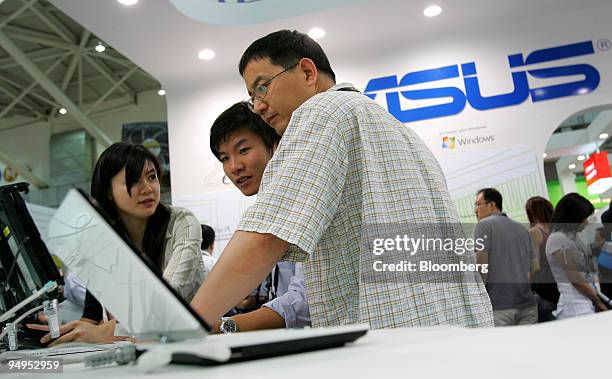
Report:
247,63,299,112
474,201,491,208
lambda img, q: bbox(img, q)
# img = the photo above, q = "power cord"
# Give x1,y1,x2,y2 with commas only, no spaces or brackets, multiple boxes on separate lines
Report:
0,281,58,323
0,304,44,347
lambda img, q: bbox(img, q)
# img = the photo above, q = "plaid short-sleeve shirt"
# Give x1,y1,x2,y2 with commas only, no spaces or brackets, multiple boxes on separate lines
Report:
238,83,493,328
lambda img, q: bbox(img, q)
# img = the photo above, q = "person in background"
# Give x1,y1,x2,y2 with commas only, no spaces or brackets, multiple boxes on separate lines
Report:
599,201,612,298
546,193,607,319
525,196,559,322
474,188,538,326
201,224,218,276
29,142,205,345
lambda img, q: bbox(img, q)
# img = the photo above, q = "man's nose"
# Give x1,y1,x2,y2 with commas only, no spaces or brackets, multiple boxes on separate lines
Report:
253,98,268,115
229,156,245,174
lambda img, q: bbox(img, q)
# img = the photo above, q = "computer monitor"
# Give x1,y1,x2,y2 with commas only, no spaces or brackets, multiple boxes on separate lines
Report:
0,182,63,315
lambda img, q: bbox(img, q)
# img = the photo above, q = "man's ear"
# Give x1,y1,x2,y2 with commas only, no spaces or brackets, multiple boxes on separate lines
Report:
298,58,318,86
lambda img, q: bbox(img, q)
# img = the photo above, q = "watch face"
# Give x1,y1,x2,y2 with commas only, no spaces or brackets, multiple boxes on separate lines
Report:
227,320,238,333
221,318,238,333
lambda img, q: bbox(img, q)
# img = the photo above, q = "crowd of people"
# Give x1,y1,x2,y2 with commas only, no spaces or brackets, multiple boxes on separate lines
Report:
474,189,611,326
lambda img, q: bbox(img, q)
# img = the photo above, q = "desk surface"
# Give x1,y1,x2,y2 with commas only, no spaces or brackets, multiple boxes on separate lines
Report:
9,311,612,379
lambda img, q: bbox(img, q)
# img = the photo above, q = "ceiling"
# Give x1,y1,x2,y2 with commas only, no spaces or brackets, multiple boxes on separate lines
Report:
0,0,160,123
2,0,609,124
48,0,607,91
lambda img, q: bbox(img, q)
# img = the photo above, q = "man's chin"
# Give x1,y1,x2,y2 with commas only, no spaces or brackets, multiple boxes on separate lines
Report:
240,187,257,197
271,121,288,136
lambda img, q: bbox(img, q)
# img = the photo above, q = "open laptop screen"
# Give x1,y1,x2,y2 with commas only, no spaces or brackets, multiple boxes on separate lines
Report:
46,189,209,339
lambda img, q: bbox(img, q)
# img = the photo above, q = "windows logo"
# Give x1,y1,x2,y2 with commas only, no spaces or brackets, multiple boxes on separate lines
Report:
442,136,456,149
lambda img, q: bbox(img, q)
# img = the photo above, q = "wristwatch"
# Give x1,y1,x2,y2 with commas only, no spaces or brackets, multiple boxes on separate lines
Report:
219,317,239,334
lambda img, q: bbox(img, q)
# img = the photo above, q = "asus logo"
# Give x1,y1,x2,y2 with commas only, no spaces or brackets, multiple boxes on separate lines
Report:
364,41,600,123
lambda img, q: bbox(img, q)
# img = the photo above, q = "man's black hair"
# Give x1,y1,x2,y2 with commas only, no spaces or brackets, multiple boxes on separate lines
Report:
201,224,215,251
477,188,503,211
238,29,336,82
210,101,280,160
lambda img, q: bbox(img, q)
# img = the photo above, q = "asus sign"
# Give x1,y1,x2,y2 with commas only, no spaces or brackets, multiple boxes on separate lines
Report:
364,41,601,123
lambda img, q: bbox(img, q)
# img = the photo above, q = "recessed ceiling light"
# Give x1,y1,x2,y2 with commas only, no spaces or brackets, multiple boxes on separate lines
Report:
59,107,67,115
308,27,326,40
198,49,215,60
600,133,609,139
158,89,166,96
542,153,547,158
424,5,442,17
117,0,138,6
577,155,586,161
95,42,106,53
568,163,576,170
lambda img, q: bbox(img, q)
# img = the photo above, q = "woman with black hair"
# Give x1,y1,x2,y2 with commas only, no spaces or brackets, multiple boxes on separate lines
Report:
546,193,607,319
525,196,559,322
30,142,205,345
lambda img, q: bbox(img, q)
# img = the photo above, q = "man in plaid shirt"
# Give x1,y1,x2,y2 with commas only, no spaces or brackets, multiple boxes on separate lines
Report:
192,30,493,329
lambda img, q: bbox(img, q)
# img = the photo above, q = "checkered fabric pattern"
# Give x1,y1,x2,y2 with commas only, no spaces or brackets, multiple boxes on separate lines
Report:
237,83,493,329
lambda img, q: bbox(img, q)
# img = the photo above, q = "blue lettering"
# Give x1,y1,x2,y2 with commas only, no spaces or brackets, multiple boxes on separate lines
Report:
462,60,529,111
363,40,600,122
525,41,600,101
388,65,465,122
364,75,399,100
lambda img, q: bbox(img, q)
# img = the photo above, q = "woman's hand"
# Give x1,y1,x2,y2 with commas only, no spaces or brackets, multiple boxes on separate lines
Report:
26,319,118,347
595,300,609,312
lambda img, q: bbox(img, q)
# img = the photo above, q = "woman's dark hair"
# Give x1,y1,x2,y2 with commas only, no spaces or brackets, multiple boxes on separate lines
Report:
239,30,336,82
525,196,554,226
210,101,280,160
550,193,594,233
91,142,170,269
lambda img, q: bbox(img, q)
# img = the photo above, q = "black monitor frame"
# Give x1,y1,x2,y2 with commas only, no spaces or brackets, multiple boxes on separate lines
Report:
0,182,63,316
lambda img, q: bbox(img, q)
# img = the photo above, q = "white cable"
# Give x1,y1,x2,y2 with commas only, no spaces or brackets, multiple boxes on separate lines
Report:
0,304,44,341
0,281,57,323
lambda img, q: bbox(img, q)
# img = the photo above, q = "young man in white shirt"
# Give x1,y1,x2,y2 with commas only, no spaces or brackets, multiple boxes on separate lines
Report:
208,101,310,333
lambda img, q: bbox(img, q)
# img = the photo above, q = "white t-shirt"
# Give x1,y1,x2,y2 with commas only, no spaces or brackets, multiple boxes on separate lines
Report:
546,231,597,318
201,251,217,277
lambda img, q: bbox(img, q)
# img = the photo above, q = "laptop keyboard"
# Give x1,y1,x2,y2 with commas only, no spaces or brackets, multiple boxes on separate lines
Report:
8,342,129,357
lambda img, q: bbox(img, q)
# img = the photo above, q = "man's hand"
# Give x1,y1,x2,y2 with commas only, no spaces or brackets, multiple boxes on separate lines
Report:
595,300,609,312
26,319,118,346
211,308,286,334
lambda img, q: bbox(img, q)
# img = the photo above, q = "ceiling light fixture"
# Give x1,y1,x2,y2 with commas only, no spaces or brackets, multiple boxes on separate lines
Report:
600,133,609,139
568,163,576,170
95,42,106,53
198,49,215,60
59,108,67,115
424,5,442,17
308,27,326,40
542,153,547,158
158,89,166,96
577,155,586,161
117,0,138,6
